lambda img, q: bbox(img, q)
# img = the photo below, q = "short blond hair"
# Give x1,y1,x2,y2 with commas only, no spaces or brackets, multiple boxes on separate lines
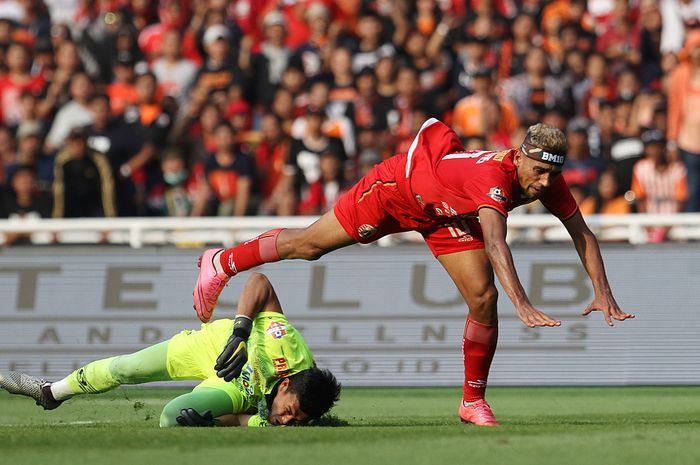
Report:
526,123,568,154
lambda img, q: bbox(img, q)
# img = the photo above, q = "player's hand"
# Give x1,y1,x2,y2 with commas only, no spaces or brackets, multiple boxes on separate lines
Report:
582,293,635,326
215,315,253,382
176,408,219,427
515,304,561,328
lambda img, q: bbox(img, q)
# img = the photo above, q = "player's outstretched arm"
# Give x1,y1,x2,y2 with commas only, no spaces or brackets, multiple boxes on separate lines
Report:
479,207,561,328
562,211,635,326
215,273,283,381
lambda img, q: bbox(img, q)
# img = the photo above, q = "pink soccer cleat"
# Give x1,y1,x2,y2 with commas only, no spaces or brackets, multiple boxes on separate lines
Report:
193,248,230,323
459,399,500,426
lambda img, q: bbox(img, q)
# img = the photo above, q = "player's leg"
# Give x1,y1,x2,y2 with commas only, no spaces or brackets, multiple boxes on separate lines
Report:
194,155,409,321
50,341,171,400
194,210,356,321
437,249,500,426
0,341,171,410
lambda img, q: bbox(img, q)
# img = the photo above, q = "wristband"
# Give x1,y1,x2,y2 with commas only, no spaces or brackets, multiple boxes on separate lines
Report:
233,315,253,339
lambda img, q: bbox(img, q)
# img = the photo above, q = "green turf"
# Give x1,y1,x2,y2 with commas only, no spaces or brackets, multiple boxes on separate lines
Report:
1,386,699,465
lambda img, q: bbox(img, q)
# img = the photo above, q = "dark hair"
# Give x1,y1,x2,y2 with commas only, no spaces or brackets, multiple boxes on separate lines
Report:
287,367,341,419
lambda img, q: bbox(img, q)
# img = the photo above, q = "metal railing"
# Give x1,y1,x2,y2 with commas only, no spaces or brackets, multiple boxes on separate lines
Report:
1,214,699,248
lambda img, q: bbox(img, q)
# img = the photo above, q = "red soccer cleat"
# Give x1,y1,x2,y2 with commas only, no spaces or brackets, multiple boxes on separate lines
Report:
193,248,230,323
459,399,500,426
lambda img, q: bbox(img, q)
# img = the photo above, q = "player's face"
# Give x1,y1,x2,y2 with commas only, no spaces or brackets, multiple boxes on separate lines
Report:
268,378,310,426
515,151,562,199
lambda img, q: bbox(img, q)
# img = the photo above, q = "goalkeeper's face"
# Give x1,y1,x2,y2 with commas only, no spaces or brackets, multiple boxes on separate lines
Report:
268,378,310,426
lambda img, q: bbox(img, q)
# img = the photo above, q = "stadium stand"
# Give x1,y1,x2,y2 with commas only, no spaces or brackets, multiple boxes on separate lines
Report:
0,0,697,246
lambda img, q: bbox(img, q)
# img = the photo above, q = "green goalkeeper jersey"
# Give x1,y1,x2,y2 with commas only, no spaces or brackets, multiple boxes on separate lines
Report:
233,312,315,424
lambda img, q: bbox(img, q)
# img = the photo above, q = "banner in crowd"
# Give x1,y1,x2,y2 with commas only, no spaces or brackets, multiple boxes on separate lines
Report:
0,245,698,386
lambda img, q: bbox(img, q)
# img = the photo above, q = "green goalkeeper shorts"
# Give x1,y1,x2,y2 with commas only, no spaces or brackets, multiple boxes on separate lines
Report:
166,318,252,411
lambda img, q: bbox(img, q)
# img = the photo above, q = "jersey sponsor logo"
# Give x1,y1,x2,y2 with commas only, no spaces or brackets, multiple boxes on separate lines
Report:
237,365,255,396
272,357,290,377
357,224,378,239
487,186,508,204
266,321,288,339
433,201,457,218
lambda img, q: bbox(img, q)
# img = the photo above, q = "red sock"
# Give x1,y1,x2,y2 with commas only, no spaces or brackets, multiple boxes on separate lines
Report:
462,317,498,403
219,229,283,276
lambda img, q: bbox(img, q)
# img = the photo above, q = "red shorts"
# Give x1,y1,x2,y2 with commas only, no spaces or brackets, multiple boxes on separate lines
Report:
334,155,486,256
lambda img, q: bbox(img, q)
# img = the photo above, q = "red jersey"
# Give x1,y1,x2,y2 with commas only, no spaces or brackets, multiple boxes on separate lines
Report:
334,118,578,255
401,118,578,224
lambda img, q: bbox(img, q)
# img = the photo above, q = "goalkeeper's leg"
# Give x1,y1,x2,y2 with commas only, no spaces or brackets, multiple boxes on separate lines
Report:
49,341,171,401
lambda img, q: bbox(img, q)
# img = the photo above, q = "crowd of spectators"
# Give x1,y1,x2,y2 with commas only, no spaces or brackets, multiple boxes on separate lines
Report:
0,0,697,244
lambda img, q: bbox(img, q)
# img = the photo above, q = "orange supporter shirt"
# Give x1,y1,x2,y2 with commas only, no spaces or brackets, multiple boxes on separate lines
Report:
107,82,138,115
579,196,631,215
452,96,520,137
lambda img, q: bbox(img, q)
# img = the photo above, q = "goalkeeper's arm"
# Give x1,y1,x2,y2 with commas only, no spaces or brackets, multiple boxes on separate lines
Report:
215,273,283,381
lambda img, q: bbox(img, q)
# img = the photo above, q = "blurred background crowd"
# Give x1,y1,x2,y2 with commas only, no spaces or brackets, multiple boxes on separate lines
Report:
0,0,697,241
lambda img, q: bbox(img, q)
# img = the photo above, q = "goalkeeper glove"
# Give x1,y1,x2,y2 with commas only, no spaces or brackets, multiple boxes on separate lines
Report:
215,315,253,381
176,408,219,427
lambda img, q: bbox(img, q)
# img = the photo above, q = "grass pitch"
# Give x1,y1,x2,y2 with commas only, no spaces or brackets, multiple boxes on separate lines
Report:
1,386,699,465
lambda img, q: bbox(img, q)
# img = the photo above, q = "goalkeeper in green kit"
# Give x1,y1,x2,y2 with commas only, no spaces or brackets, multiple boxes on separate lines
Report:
0,273,341,427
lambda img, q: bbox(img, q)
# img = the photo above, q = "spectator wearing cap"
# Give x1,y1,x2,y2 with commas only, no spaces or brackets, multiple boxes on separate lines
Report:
351,11,396,73
152,28,198,105
291,2,333,79
501,46,571,125
255,113,293,216
452,67,519,140
203,122,255,216
580,167,631,216
0,42,45,126
190,24,240,106
668,29,700,211
45,72,94,153
0,165,52,244
286,106,346,210
246,10,292,106
52,127,116,218
561,117,603,191
631,129,688,241
12,120,52,190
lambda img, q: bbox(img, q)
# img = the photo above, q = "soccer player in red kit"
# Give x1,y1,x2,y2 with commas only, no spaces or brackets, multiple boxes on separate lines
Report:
194,118,634,426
